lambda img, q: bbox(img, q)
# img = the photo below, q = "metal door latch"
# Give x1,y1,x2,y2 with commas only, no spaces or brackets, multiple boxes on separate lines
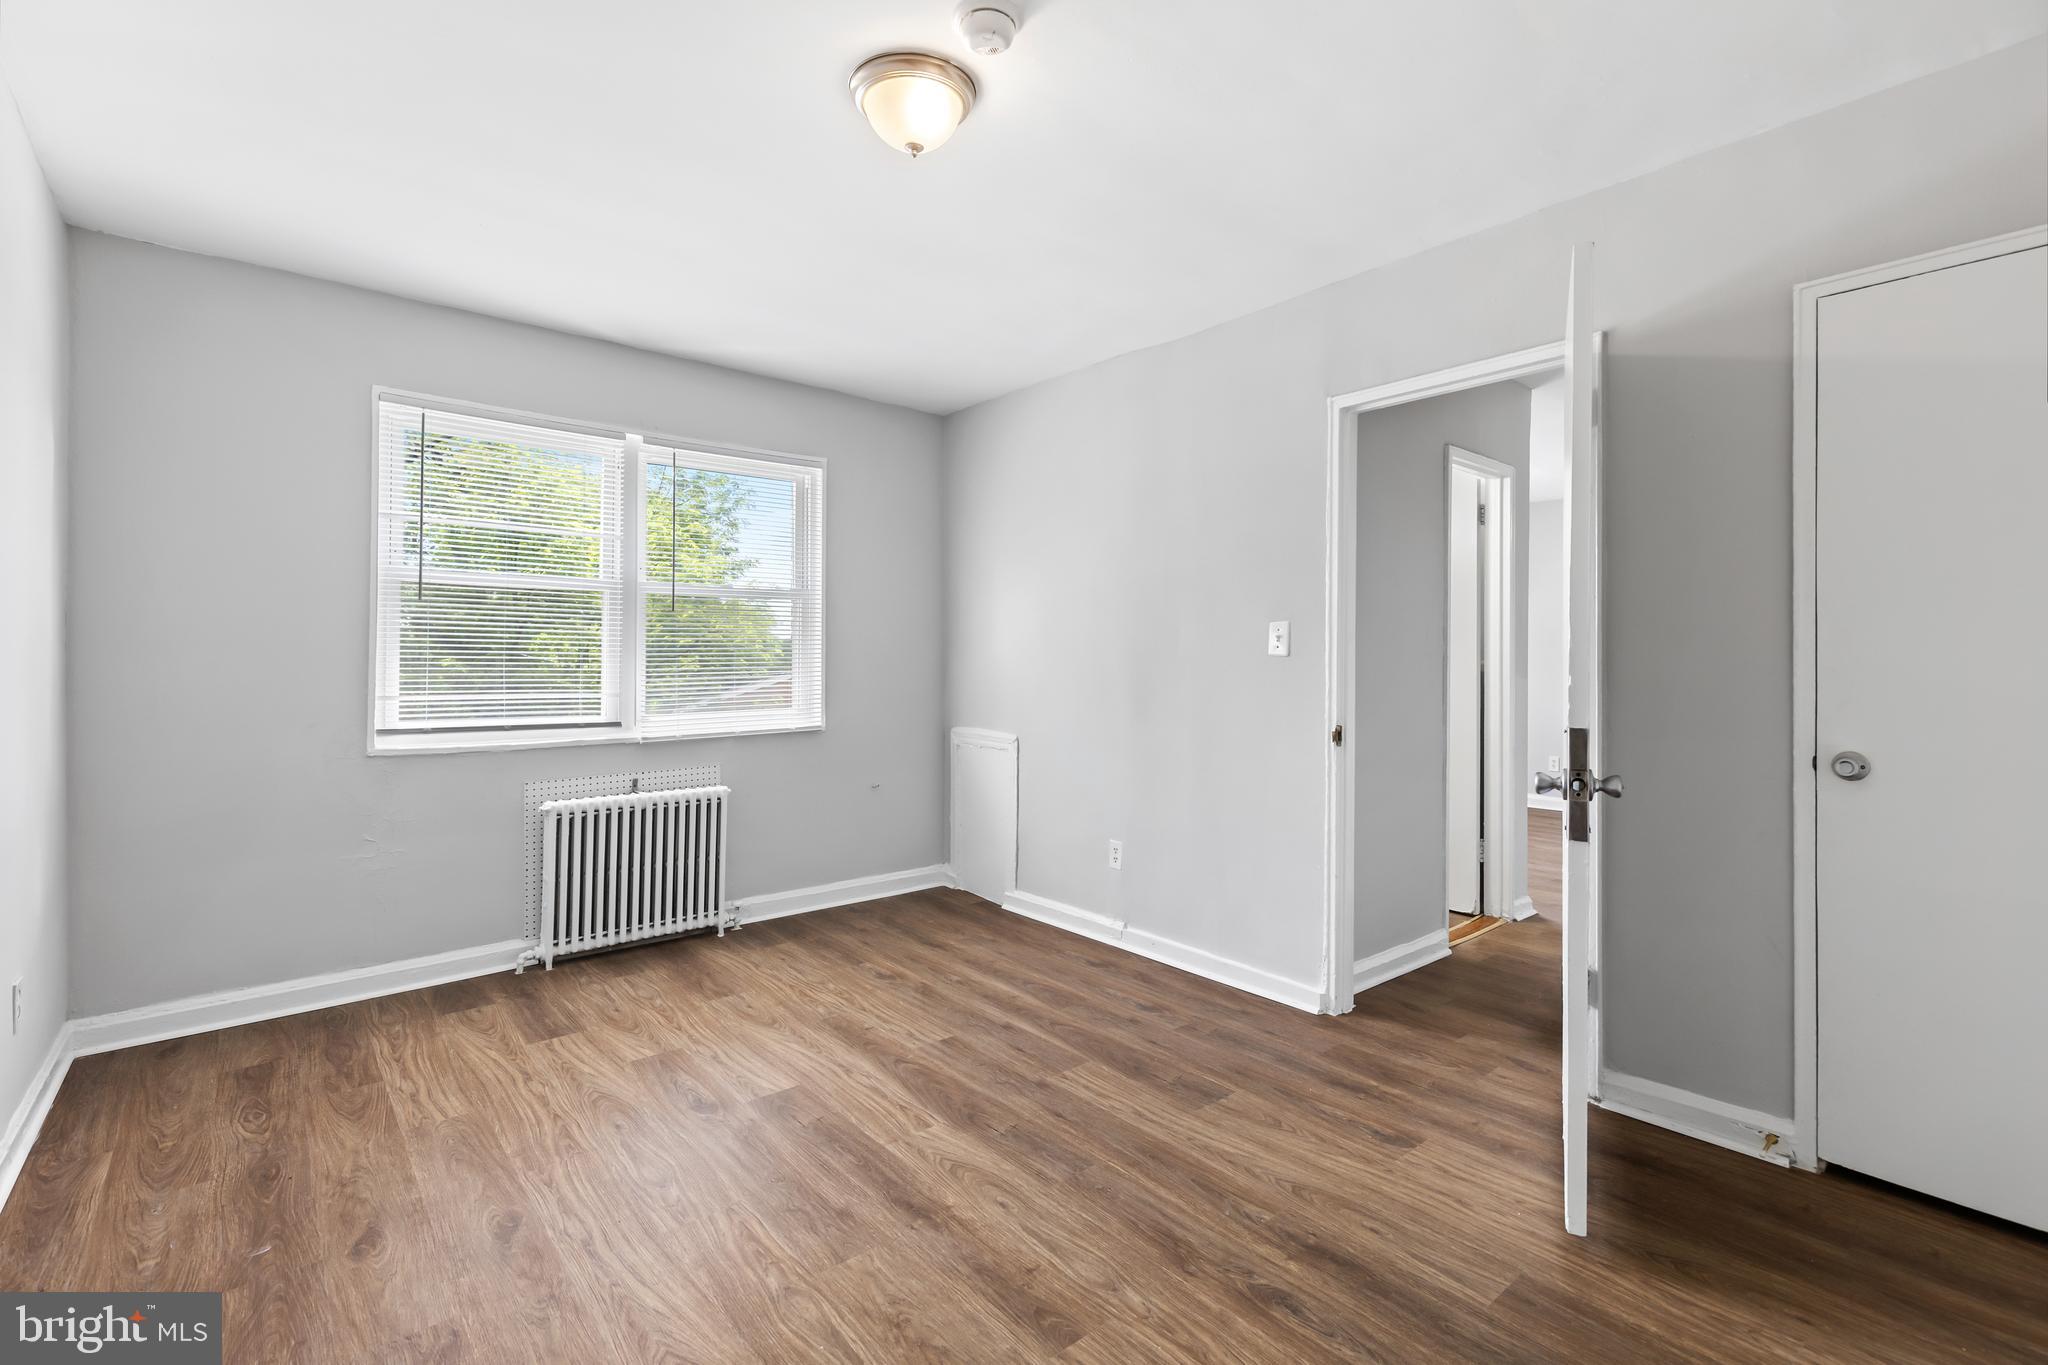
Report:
1565,727,1623,843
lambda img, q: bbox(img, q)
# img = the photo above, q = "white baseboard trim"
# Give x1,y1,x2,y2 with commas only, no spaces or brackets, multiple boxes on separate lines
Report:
1352,929,1453,995
1528,794,1567,813
1506,894,1539,922
69,939,532,1060
68,864,958,1060
735,864,956,924
1002,888,1125,938
1598,1069,1796,1168
0,1024,76,1214
1000,890,1320,1013
1120,925,1322,1013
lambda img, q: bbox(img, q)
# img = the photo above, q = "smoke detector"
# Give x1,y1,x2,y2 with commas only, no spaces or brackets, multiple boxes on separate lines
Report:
956,6,1018,56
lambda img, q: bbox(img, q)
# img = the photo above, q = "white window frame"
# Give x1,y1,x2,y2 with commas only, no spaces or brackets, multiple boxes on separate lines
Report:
367,387,826,755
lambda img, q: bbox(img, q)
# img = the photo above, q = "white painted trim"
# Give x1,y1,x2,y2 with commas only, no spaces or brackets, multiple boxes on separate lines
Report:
735,864,956,923
1351,929,1453,995
949,727,1018,750
66,863,958,1059
1599,1070,1796,1168
0,1024,75,1214
1119,926,1323,1013
1328,341,1570,415
1321,387,1358,1013
1002,888,1125,937
1527,793,1566,813
1507,894,1538,922
69,939,534,1058
1002,890,1322,1012
1323,341,1567,1014
1789,225,2046,1175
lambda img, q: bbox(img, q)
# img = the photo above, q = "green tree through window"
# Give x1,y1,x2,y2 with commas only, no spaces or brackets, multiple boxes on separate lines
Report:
641,460,795,721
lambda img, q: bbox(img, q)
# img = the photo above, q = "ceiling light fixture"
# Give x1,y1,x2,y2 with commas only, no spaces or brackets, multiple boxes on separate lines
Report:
849,52,977,158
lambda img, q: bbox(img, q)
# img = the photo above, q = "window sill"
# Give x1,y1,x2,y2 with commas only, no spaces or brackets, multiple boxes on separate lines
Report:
368,721,824,757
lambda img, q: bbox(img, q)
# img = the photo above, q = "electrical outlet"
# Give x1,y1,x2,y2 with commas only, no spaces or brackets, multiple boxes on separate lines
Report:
10,980,20,1037
1108,840,1123,870
1547,755,1562,773
1267,621,1290,656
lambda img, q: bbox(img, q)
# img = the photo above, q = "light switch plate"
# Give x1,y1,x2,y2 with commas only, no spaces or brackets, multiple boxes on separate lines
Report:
1267,621,1290,656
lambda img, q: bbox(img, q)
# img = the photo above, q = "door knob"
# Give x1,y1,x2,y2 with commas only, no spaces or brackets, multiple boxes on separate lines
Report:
1830,751,1871,781
1534,772,1564,796
1590,774,1623,799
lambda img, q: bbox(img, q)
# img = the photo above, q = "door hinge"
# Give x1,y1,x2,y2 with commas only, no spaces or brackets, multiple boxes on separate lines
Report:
1331,723,1344,746
1477,502,1487,525
1587,966,1601,1009
1477,837,1486,864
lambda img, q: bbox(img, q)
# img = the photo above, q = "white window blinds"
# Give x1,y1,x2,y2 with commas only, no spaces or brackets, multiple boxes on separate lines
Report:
374,400,627,735
637,443,824,737
371,393,823,749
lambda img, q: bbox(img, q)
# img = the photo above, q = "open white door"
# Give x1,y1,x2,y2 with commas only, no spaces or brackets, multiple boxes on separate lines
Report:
1560,243,1606,1237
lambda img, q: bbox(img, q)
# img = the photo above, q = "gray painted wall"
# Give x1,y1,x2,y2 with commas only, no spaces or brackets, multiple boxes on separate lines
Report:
1353,383,1530,960
943,38,2048,1115
0,81,68,1123
1527,499,1567,797
67,234,945,1016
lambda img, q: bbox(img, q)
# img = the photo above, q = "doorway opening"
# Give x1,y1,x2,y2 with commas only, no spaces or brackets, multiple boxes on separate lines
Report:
1322,248,1605,1240
1332,345,1564,1002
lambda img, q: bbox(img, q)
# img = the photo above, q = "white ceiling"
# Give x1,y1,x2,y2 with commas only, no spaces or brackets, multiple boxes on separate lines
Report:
5,3,2041,413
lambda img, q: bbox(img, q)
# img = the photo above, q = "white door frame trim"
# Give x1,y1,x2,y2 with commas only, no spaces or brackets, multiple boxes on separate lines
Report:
1446,445,1519,924
1790,223,2046,1171
1321,340,1565,1013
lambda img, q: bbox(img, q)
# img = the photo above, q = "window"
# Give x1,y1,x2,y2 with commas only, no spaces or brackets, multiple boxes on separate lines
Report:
372,394,823,751
636,440,822,738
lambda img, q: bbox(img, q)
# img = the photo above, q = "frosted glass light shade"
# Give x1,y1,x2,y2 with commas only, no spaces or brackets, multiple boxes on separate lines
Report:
850,54,977,158
861,74,964,156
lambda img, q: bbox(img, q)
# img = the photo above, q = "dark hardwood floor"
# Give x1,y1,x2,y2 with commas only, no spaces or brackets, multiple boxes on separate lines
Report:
3,869,2043,1362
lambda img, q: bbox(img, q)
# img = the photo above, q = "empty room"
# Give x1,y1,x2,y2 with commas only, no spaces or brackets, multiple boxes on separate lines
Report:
1,3,2044,1361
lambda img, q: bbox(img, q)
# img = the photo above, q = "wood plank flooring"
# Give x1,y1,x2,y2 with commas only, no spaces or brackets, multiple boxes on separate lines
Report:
1528,806,1564,916
1446,913,1504,946
4,872,2044,1362
1450,809,1561,946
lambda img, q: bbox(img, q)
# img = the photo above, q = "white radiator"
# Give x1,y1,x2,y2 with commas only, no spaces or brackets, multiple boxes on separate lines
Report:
529,785,731,968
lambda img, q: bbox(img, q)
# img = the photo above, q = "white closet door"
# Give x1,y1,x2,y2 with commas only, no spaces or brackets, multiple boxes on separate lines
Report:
1815,242,2047,1231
